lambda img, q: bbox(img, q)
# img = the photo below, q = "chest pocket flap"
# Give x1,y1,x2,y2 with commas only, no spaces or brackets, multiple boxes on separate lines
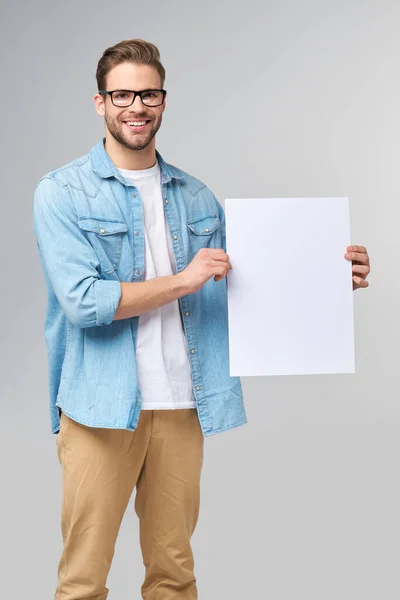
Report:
187,215,220,236
78,217,128,235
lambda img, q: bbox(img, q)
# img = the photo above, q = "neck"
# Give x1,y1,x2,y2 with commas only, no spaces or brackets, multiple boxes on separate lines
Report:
104,133,157,170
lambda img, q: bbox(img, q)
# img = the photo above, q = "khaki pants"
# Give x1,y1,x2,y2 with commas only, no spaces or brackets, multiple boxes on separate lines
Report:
55,408,204,600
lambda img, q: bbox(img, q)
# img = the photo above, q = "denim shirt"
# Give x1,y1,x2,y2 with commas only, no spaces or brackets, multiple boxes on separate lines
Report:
33,139,247,437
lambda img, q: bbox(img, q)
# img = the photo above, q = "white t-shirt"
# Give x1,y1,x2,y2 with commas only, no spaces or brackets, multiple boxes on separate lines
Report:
118,161,196,410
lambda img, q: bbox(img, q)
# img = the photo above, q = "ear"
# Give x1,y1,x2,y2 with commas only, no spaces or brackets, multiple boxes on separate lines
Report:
94,93,105,117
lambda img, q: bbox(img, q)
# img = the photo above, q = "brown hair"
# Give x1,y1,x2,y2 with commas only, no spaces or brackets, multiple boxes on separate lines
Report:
96,39,166,90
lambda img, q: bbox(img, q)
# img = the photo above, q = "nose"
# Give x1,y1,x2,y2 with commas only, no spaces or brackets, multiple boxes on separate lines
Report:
130,94,146,112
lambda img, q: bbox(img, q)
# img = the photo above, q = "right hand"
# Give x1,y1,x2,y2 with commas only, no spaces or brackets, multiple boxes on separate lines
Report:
178,248,232,294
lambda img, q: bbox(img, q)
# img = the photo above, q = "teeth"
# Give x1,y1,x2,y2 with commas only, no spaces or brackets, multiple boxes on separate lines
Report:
126,121,147,127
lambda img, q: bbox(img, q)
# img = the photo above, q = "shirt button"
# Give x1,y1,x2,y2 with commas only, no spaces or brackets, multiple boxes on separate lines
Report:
135,231,140,236
165,199,169,204
185,311,190,317
173,235,178,240
205,228,210,232
191,349,195,354
136,270,141,276
196,386,200,391
132,192,137,198
100,228,105,234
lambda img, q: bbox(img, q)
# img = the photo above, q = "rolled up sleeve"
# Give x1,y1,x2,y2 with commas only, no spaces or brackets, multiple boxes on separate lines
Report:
33,176,122,328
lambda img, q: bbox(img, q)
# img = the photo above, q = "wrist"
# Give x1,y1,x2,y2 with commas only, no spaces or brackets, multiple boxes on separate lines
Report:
174,271,193,296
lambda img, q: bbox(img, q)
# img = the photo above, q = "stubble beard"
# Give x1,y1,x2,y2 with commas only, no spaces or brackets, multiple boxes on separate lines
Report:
105,110,162,152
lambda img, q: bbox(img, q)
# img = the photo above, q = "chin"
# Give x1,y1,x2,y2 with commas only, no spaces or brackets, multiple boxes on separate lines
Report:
128,140,152,152
118,135,149,152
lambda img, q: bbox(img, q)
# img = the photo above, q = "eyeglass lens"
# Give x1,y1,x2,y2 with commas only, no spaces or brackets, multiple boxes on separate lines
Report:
112,90,163,107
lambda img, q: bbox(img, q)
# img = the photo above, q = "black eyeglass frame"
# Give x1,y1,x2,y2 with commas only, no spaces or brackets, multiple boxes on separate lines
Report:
98,89,167,107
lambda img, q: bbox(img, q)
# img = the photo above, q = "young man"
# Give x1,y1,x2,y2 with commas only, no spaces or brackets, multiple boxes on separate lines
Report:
33,39,371,600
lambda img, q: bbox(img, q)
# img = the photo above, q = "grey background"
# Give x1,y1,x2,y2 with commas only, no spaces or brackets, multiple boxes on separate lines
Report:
1,0,398,598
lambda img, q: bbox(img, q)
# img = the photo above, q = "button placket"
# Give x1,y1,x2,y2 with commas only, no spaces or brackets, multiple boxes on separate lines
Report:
162,186,207,411
164,188,204,397
179,295,204,401
130,187,144,282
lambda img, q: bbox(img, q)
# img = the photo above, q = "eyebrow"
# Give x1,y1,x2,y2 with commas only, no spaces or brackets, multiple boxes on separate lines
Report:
111,88,161,92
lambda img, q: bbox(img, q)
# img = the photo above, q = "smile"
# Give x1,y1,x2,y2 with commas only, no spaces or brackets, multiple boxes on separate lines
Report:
123,120,151,130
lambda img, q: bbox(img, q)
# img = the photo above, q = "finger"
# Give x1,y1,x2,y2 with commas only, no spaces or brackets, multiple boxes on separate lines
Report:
212,256,230,264
352,264,370,275
347,245,367,253
353,275,369,288
209,258,232,270
204,255,229,265
214,273,229,281
345,251,370,265
214,264,231,281
200,248,228,258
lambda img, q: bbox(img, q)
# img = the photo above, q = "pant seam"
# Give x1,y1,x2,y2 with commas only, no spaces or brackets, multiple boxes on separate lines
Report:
56,425,70,600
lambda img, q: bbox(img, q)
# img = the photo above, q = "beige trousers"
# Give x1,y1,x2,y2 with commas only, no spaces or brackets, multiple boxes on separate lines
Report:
55,408,204,600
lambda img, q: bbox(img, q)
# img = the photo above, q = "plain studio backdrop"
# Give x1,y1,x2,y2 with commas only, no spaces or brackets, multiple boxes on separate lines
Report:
0,0,398,598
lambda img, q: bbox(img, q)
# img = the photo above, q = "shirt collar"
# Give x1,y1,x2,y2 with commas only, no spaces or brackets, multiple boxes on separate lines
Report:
90,138,183,184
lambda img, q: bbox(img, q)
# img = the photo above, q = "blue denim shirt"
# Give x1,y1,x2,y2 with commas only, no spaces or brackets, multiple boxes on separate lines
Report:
33,139,247,437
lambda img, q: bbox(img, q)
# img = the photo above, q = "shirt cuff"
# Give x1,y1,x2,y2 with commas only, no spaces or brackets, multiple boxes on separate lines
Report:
94,280,122,326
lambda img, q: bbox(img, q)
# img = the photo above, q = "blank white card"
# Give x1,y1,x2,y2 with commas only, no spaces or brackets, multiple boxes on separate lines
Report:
225,198,355,376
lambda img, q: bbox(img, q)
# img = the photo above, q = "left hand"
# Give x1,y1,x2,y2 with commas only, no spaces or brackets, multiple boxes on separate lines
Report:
344,245,370,290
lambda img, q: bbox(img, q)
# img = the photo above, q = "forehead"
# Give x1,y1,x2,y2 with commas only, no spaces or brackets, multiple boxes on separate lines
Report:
106,62,162,90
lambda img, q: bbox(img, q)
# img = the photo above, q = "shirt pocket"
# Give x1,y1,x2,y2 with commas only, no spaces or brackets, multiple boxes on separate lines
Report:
187,215,221,255
78,217,128,275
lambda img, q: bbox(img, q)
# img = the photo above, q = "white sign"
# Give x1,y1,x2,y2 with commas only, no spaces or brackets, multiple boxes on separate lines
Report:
225,198,355,376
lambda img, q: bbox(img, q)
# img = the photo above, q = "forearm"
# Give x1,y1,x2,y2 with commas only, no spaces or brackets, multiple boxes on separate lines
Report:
114,273,191,320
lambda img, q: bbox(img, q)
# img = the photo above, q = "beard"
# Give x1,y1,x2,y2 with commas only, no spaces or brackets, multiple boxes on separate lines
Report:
104,110,162,152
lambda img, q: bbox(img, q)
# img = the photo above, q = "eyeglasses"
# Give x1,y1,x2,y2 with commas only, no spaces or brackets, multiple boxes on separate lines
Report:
99,89,166,107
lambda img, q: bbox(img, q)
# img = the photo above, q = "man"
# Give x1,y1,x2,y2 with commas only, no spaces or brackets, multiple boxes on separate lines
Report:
33,39,371,600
